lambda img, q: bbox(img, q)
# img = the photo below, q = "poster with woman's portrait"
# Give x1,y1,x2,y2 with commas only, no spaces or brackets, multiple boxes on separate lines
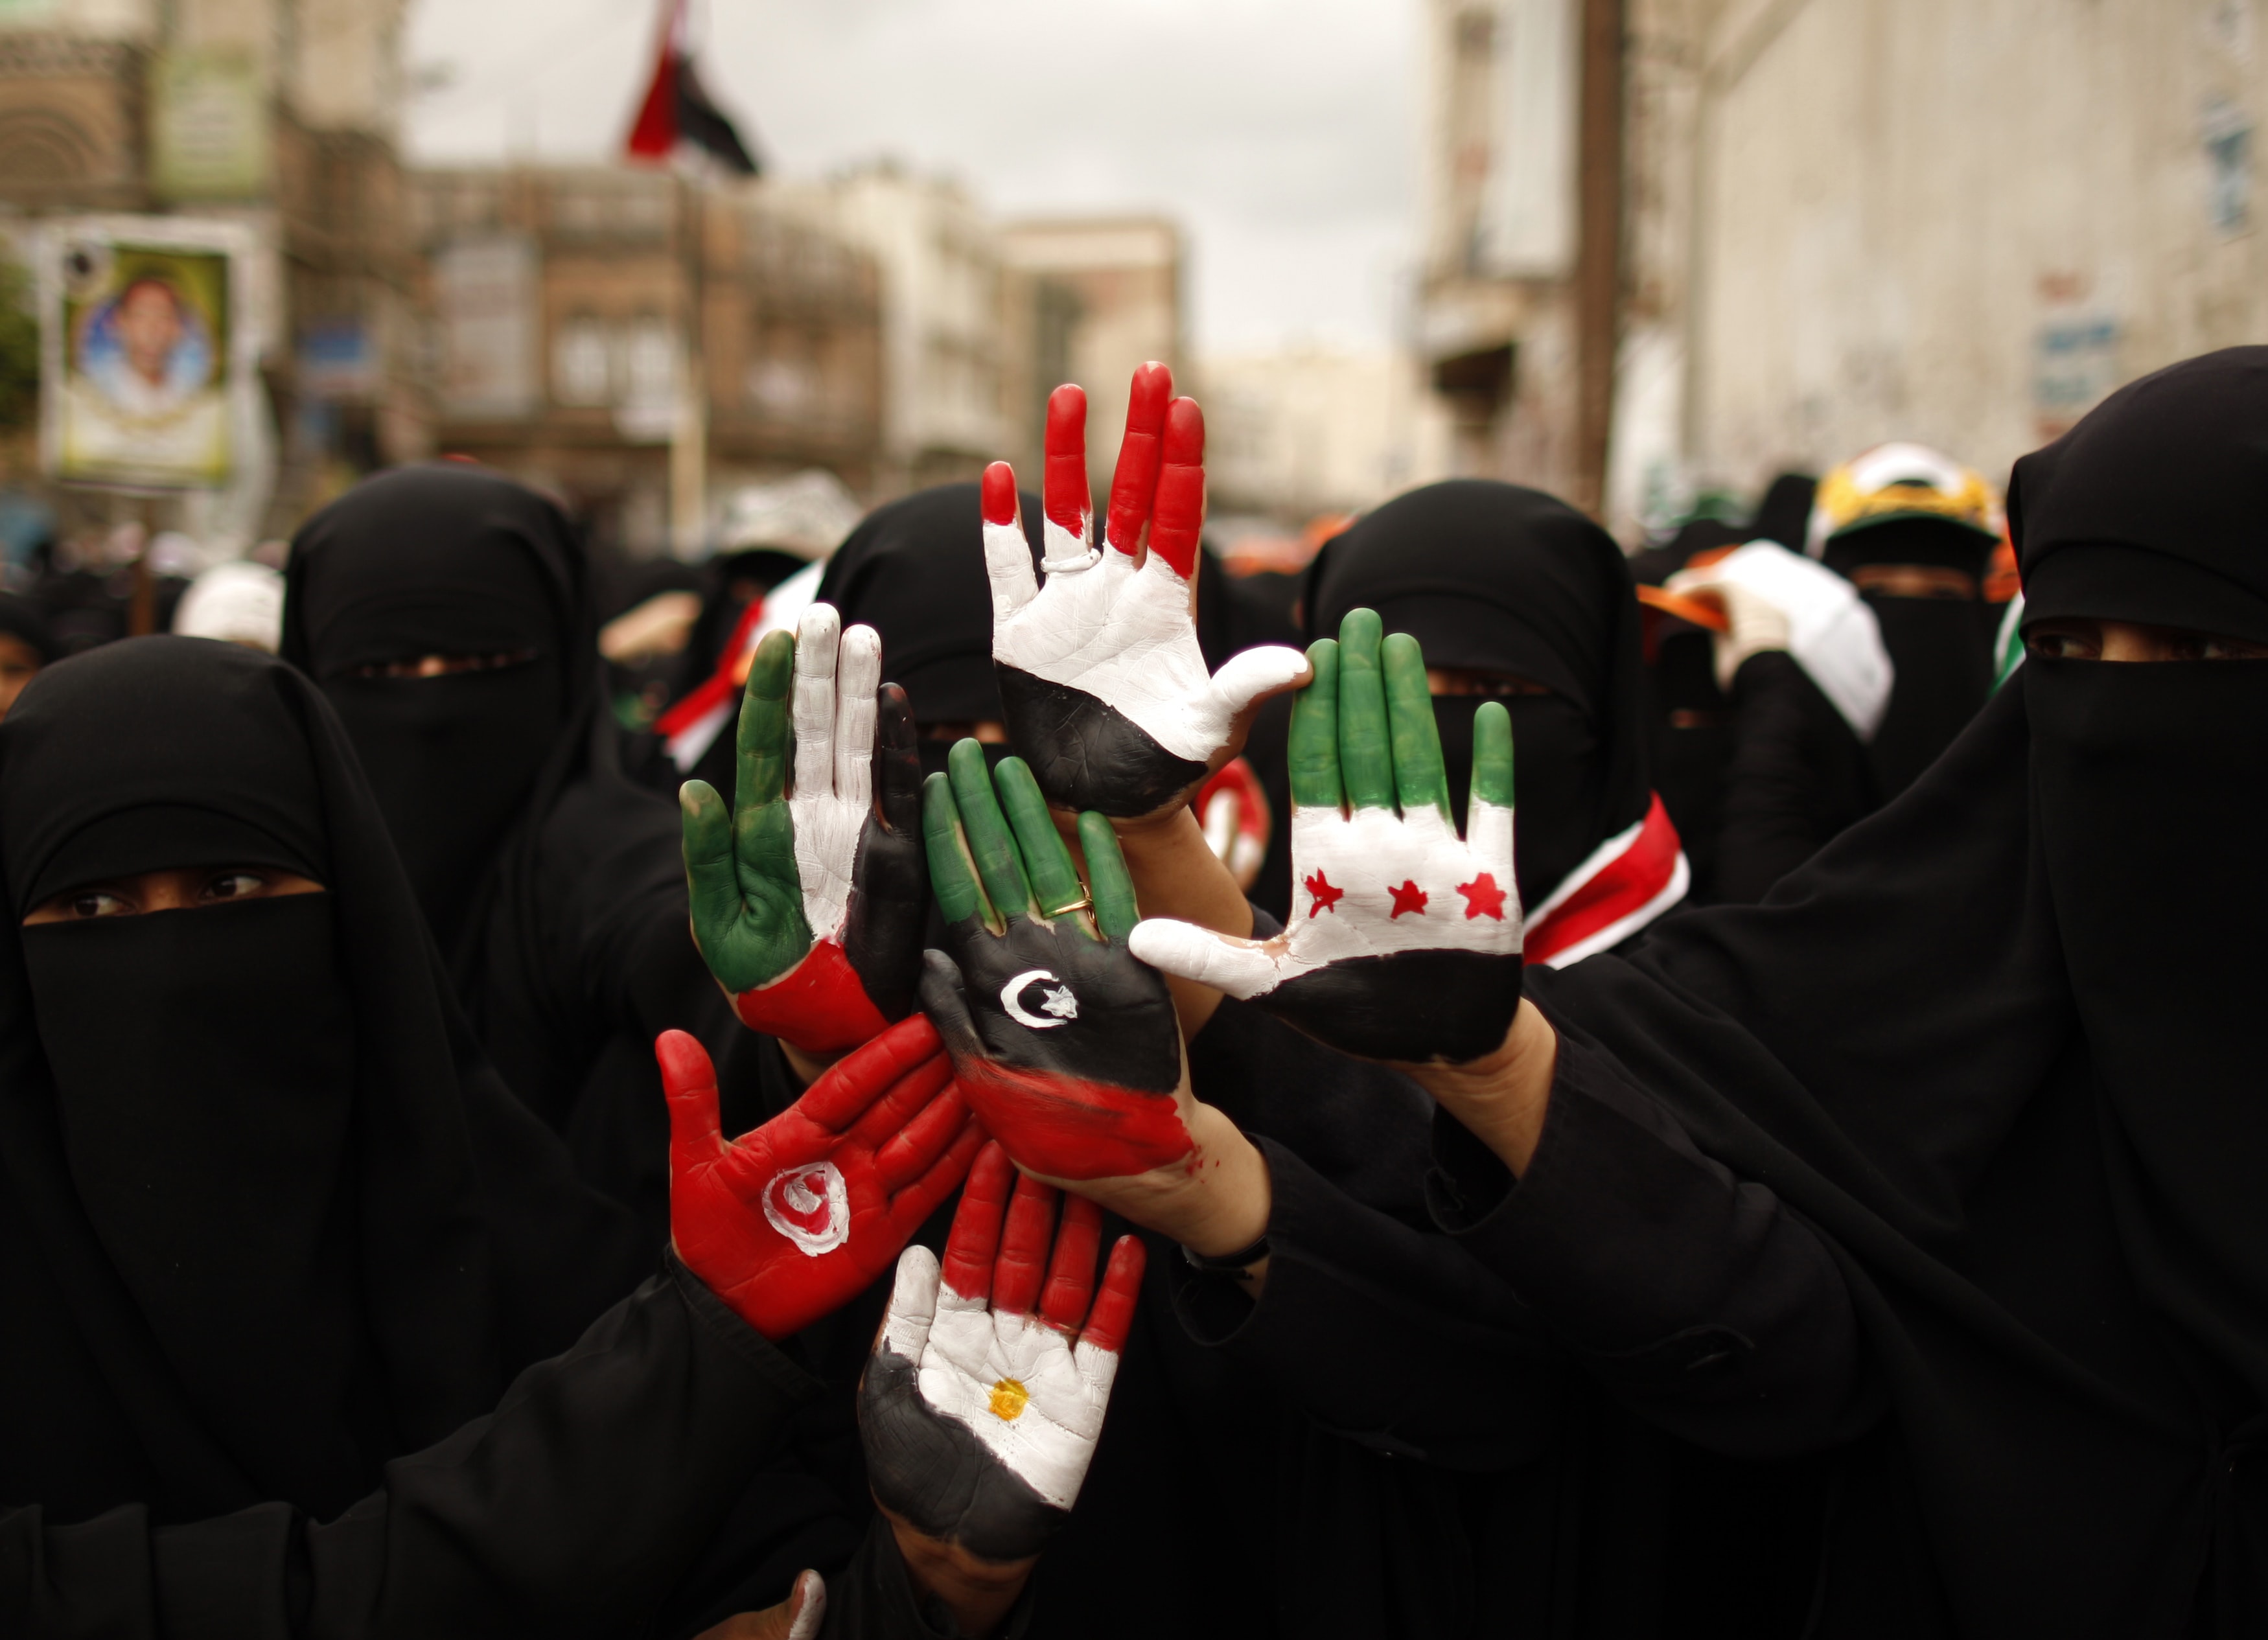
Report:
39,218,255,490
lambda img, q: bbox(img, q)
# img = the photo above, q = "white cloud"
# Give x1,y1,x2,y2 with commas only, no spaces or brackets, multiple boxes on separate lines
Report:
403,0,1420,350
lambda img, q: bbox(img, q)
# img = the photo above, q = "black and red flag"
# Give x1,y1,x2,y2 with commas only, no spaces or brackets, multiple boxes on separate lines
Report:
624,0,761,176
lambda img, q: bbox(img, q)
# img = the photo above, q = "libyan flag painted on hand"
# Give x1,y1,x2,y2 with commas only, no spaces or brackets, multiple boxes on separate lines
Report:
624,0,760,176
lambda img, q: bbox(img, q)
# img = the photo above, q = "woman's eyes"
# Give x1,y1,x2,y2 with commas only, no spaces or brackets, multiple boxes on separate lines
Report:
2175,634,2268,662
2026,625,2100,661
65,891,130,918
201,872,268,902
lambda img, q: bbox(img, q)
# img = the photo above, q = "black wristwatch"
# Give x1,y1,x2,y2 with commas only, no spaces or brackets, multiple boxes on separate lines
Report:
1180,1233,1271,1275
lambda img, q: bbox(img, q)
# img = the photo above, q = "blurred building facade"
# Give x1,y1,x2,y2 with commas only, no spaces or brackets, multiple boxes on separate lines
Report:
1200,346,1450,522
997,216,1183,498
1612,0,2268,533
1422,0,2268,537
410,165,883,559
0,0,422,538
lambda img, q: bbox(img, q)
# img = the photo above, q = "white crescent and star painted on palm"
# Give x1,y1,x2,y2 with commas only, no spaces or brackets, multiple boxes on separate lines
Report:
1000,969,1079,1029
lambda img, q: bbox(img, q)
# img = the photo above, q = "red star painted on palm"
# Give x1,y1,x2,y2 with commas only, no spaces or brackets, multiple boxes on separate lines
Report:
1457,872,1508,921
1387,879,1428,918
1304,870,1346,917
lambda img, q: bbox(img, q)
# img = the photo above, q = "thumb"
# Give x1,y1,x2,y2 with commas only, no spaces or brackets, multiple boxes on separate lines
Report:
1209,644,1312,721
917,948,984,1063
1128,918,1286,1000
692,1569,827,1640
656,1029,723,1171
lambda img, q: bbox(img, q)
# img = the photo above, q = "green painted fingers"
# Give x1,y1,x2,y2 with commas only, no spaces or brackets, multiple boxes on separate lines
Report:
1286,610,1515,820
921,743,1135,943
682,628,815,993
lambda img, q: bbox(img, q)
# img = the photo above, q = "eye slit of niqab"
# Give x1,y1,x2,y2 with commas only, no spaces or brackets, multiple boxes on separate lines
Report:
351,647,540,680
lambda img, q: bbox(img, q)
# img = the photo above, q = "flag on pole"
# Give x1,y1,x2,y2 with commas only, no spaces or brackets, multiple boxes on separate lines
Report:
625,0,761,176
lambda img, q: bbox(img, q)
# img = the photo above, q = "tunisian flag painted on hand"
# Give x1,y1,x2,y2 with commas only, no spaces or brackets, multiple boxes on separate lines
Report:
623,0,760,176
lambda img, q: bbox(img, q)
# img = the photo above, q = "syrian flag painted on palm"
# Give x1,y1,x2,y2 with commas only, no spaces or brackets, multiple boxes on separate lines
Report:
624,0,760,177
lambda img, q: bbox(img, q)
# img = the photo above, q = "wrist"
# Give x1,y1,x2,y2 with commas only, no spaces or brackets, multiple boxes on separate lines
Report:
1406,998,1558,1175
886,1513,1034,1637
1122,1102,1271,1256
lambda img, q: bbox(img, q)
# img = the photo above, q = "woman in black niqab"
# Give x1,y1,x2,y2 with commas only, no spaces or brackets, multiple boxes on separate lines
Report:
283,465,783,1234
1503,347,2268,1634
1308,481,1686,962
0,636,649,1523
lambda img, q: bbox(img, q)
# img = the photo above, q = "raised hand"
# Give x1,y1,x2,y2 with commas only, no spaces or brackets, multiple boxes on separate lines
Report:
1129,609,1524,1065
682,603,928,1057
860,1142,1145,1565
660,1014,986,1340
916,740,1194,1183
982,365,1308,818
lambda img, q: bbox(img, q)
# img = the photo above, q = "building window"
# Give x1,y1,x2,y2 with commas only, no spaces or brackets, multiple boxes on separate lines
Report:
623,316,676,408
553,318,612,406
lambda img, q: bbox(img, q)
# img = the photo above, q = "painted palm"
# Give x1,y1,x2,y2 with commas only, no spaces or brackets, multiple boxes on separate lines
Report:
1130,610,1525,1065
981,364,1307,818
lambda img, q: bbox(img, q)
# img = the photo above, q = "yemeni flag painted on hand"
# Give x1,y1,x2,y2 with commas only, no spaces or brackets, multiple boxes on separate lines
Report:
624,0,760,176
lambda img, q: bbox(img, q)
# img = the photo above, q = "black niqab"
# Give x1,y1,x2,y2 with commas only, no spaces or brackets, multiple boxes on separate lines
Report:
1307,481,1653,907
0,637,646,1528
816,483,1042,730
284,465,583,958
1823,515,1995,796
1529,347,2268,1635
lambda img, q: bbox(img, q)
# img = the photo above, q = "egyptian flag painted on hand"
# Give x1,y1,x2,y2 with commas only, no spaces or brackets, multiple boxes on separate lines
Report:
623,0,760,176
1131,612,1526,1065
981,367,1307,818
918,741,1192,1183
859,1145,1144,1564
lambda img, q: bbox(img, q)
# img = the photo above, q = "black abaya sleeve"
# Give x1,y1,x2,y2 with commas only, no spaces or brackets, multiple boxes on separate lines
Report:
1424,1021,1879,1459
0,1260,890,1639
1712,653,1877,905
1170,1138,1556,1470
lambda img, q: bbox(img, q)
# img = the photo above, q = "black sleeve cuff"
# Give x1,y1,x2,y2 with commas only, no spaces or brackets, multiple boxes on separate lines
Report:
821,1516,1038,1640
667,1249,827,1407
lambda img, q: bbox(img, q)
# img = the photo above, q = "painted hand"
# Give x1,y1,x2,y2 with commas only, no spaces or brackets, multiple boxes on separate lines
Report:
1194,756,1270,890
982,364,1308,818
1129,609,1525,1065
918,741,1195,1182
682,603,928,1056
661,1014,986,1340
861,1142,1145,1564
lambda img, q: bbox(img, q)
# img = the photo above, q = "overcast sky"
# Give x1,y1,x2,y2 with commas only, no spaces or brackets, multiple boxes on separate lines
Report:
402,0,1421,354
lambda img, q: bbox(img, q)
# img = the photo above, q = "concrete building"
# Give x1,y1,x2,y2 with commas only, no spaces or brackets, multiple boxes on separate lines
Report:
770,162,1007,493
1614,0,2268,529
410,166,883,559
997,216,1183,496
0,0,421,537
1199,345,1452,522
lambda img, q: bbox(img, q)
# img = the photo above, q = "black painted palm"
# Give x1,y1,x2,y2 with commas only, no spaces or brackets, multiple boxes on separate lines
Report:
917,741,1194,1182
859,1142,1143,1564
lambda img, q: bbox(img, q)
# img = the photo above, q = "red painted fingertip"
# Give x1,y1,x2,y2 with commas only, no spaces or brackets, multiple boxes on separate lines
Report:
1147,397,1207,579
1038,1194,1104,1331
654,1028,713,1096
658,1029,722,1172
1076,1234,1148,1356
940,1141,1013,1301
1044,385,1091,539
1103,362,1174,555
981,461,1021,527
992,1171,1059,1316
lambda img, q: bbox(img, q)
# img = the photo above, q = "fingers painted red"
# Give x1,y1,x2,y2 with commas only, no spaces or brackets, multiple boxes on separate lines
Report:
1103,362,1174,556
1076,1235,1147,1356
992,1170,1059,1316
1044,385,1091,542
940,1141,1015,1300
658,1029,723,1170
1039,1194,1104,1331
981,461,1021,529
1146,396,1206,581
871,1075,972,1194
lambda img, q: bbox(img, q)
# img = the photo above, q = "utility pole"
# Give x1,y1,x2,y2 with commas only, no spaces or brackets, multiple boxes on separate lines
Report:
1571,0,1626,520
671,174,709,559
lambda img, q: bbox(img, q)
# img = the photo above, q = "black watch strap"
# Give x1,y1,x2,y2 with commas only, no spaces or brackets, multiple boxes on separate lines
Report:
1181,1233,1271,1273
